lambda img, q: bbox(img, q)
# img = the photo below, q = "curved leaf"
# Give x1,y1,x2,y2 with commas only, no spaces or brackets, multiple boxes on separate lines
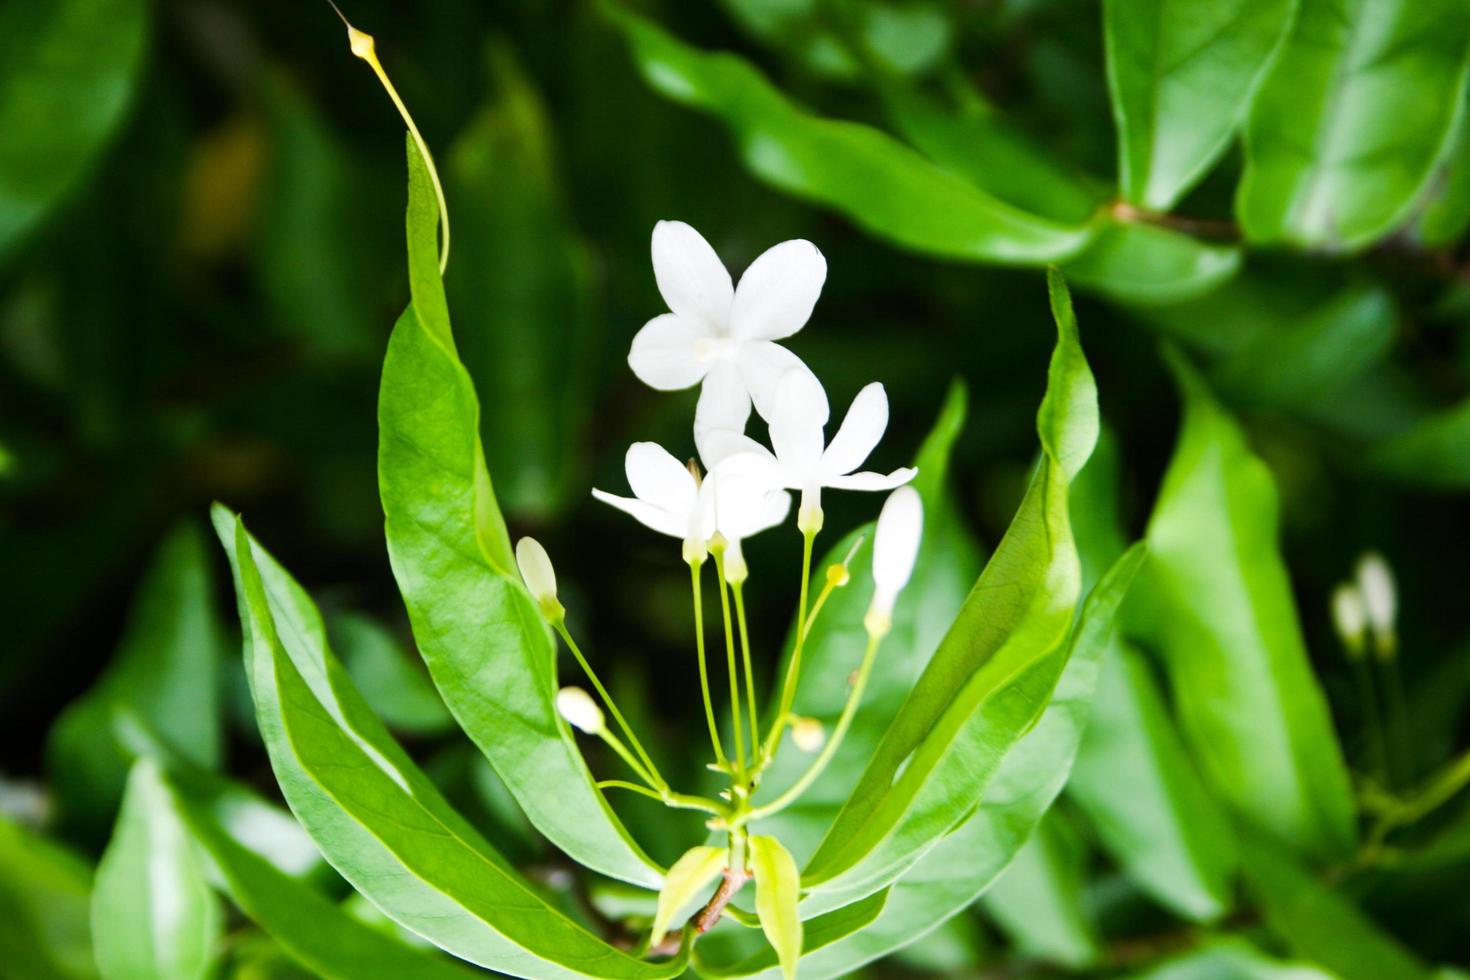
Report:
1126,937,1337,979
1136,352,1355,859
796,271,1098,908
0,816,96,980
604,5,1097,265
1106,0,1295,210
1062,221,1240,306
749,837,801,980
0,0,148,256
1237,0,1470,249
378,143,662,888
215,510,688,979
1371,397,1470,489
93,760,220,980
979,812,1098,968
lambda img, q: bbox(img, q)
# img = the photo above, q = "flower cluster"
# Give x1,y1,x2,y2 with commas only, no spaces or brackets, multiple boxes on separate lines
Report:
598,221,918,582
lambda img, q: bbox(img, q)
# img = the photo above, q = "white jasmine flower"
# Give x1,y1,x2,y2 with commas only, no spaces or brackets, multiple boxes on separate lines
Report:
628,221,827,442
703,369,916,531
592,443,717,563
515,537,562,619
867,486,923,635
1355,552,1397,655
711,452,792,583
556,687,605,736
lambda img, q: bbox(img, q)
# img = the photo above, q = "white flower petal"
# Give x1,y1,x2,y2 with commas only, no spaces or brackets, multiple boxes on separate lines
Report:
872,486,923,603
752,489,792,535
695,359,753,442
591,489,686,538
628,314,712,391
737,341,817,422
693,478,718,541
768,369,829,475
697,429,772,472
652,220,734,330
826,467,918,492
821,382,889,477
730,239,826,341
556,687,605,735
625,442,696,515
713,453,786,541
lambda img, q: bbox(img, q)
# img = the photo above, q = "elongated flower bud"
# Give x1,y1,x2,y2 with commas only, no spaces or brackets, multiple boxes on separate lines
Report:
516,537,563,620
1331,584,1367,659
555,687,604,735
866,487,922,636
1356,552,1397,658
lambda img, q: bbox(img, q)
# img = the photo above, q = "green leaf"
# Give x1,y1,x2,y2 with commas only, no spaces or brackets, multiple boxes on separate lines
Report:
750,381,983,863
1237,0,1470,249
158,768,481,980
979,812,1099,969
604,4,1097,265
1415,80,1470,245
1106,0,1295,210
749,836,802,980
0,816,97,980
1371,397,1470,489
215,509,688,978
379,142,663,888
0,0,148,257
332,612,454,737
796,270,1098,908
1125,937,1336,979
702,544,1146,979
93,760,221,980
1240,830,1431,980
652,846,726,947
1136,352,1355,859
48,522,226,838
1069,643,1237,921
1062,221,1240,306
446,44,598,520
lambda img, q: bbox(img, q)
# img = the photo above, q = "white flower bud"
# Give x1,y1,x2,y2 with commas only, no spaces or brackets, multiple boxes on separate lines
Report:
1356,552,1396,656
555,687,604,735
791,717,825,752
1331,584,1367,658
866,486,923,635
515,537,562,620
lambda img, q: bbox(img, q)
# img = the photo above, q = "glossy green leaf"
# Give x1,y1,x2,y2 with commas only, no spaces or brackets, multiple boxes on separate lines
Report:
48,522,225,837
1137,352,1355,859
446,45,597,520
750,381,982,863
720,0,953,80
1240,830,1431,980
797,270,1098,907
0,0,148,256
159,768,480,980
1062,221,1240,306
979,812,1099,968
652,846,726,947
1237,0,1470,249
1106,0,1294,210
701,545,1145,979
93,760,220,980
605,5,1097,265
0,816,97,980
378,143,662,888
332,612,454,737
1069,643,1236,922
1371,397,1470,489
1126,937,1336,979
216,509,690,978
1415,80,1470,245
749,836,801,980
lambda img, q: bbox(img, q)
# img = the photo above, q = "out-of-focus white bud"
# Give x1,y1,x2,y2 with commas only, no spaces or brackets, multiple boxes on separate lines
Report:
791,717,825,753
865,487,923,636
1331,584,1367,659
555,687,604,735
1356,552,1397,658
516,537,563,620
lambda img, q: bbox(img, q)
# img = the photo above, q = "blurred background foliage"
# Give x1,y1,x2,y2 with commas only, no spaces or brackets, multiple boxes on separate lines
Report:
4,0,1470,976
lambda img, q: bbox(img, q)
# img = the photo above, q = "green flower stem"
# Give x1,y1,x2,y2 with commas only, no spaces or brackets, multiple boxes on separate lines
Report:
690,559,729,769
763,527,817,760
553,620,665,790
744,627,884,824
1350,654,1388,781
595,780,725,816
596,728,661,790
712,547,747,775
1379,652,1414,791
732,580,761,756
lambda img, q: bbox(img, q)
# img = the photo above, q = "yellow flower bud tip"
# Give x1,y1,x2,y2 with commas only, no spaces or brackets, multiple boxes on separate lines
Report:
826,563,850,589
555,687,604,735
325,1,375,59
792,717,825,753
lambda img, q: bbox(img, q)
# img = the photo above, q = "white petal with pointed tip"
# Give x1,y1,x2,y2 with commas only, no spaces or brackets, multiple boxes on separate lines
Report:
652,220,734,330
730,239,826,341
628,313,712,390
625,442,696,516
738,341,817,422
769,369,830,473
873,486,923,596
822,382,890,477
827,467,917,491
590,490,687,538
